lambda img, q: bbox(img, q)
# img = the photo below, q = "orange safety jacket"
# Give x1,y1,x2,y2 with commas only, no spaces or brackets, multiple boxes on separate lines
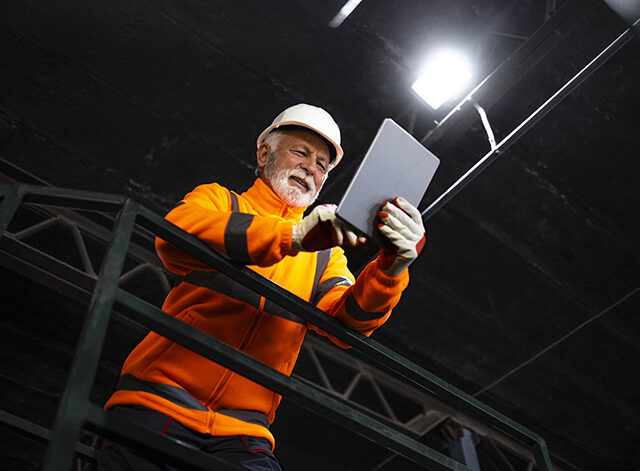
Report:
105,177,409,450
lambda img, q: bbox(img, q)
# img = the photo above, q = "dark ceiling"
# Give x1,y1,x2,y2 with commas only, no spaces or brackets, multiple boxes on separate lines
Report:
1,0,639,470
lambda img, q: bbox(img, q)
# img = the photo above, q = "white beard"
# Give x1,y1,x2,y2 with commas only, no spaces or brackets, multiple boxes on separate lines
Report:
263,153,325,207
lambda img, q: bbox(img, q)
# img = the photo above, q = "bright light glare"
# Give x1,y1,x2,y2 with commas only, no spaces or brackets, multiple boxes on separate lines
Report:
411,50,472,110
329,0,364,28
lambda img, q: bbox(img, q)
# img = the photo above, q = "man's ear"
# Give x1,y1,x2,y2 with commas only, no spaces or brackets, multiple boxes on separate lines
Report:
256,143,271,169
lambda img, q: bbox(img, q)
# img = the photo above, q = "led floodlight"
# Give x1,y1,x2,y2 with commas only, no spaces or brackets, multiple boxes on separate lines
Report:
412,49,472,110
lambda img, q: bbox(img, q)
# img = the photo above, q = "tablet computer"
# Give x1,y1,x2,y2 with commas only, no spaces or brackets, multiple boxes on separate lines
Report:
335,118,440,248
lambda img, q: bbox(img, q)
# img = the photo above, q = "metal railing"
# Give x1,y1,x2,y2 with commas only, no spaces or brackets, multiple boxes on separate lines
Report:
0,183,554,470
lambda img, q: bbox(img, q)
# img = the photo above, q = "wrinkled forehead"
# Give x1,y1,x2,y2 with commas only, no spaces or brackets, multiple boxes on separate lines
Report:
273,126,333,162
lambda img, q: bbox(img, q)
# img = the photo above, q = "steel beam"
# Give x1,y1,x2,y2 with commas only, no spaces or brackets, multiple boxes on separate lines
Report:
449,428,481,471
533,439,555,471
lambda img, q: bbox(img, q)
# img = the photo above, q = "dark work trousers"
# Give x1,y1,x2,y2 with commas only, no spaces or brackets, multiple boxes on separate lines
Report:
97,405,282,471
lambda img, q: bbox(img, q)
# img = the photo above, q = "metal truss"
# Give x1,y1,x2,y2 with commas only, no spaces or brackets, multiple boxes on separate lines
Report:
297,336,563,470
0,181,555,470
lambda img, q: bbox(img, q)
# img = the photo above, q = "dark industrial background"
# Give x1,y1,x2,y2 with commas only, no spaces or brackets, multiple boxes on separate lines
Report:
1,0,639,470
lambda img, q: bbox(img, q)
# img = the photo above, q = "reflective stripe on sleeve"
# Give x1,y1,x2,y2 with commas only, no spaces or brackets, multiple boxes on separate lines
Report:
344,292,387,321
309,249,332,304
229,191,240,213
224,212,254,264
313,276,353,305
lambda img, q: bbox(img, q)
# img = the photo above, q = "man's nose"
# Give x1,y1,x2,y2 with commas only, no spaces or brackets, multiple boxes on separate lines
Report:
299,157,318,175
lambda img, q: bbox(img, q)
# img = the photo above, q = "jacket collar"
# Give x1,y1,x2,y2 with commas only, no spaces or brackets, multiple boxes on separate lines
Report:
242,177,306,222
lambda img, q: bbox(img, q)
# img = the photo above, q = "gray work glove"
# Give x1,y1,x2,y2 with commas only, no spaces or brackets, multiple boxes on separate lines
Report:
292,204,366,252
377,197,426,276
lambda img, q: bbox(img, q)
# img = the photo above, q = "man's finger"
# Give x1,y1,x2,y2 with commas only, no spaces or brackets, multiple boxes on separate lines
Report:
379,206,420,239
379,214,416,241
378,222,405,246
394,196,422,223
344,229,359,247
382,201,416,229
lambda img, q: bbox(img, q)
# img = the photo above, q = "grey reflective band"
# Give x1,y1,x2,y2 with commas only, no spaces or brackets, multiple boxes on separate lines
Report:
216,409,270,429
116,374,208,411
180,271,261,309
345,293,387,321
224,212,254,265
115,375,270,429
309,248,332,304
229,191,239,213
313,276,353,305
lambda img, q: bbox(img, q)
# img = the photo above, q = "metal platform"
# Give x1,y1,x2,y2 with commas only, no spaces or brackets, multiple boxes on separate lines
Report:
0,182,554,470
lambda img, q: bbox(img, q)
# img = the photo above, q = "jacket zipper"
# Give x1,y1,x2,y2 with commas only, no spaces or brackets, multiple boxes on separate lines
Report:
204,303,264,412
203,200,287,421
203,259,276,410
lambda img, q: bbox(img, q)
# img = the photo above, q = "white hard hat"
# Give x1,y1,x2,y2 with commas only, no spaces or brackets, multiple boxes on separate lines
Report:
257,103,344,167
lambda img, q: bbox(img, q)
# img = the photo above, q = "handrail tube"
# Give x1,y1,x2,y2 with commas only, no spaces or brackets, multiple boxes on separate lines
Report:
0,409,97,463
84,405,243,471
533,439,554,471
21,184,126,213
114,287,471,471
135,204,542,447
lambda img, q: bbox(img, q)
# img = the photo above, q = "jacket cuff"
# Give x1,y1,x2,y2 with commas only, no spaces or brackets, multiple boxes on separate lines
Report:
280,221,297,256
373,255,410,287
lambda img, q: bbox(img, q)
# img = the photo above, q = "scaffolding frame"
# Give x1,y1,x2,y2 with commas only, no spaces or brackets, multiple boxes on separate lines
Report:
0,183,553,470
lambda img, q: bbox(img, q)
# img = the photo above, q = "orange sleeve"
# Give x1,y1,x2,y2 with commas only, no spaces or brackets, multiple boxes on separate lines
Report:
155,183,296,275
309,248,409,347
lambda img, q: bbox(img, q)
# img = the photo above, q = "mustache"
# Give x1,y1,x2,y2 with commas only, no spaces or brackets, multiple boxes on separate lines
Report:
285,169,315,192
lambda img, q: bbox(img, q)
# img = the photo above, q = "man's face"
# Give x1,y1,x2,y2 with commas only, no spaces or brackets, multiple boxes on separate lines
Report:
258,129,332,207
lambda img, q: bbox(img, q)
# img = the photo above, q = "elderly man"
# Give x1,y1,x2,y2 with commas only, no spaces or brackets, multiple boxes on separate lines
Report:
99,104,426,470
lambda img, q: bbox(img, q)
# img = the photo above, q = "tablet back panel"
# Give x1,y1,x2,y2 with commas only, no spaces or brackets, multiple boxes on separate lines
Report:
335,119,440,248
